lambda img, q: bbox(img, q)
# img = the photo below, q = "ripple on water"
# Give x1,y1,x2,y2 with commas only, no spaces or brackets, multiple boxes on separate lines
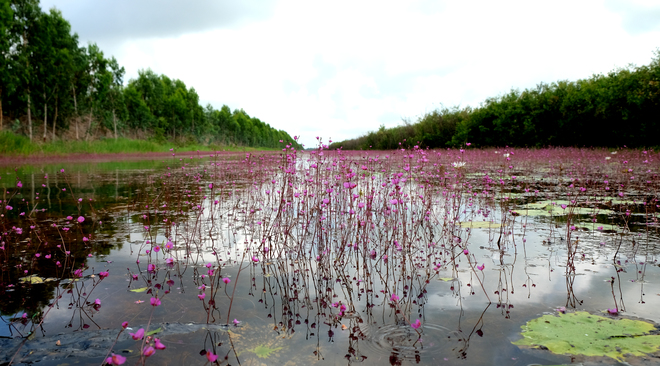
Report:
360,322,453,361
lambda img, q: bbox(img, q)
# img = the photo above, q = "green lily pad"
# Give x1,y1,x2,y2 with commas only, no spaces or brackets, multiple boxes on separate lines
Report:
18,275,57,284
576,222,620,232
247,344,283,358
513,311,660,361
145,327,161,336
459,221,501,229
129,287,148,293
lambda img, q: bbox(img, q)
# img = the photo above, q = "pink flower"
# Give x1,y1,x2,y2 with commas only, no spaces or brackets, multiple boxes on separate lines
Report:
165,241,174,249
608,308,618,315
252,256,259,263
411,319,422,329
142,346,155,357
77,216,85,223
206,350,218,362
99,271,109,279
94,298,101,305
130,328,145,340
106,353,127,365
391,293,399,302
223,277,231,284
233,319,240,326
17,181,22,188
477,264,485,271
198,293,206,300
148,264,156,273
150,297,161,306
154,338,166,350
122,321,129,328
165,258,174,264
463,249,469,255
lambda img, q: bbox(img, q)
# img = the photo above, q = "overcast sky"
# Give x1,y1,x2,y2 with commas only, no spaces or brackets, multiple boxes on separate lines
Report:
40,0,660,148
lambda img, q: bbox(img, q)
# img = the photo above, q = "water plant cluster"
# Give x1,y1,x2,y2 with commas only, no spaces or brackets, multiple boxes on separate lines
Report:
1,142,659,365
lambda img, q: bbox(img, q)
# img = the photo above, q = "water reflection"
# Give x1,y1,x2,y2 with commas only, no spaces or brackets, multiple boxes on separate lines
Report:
0,149,659,365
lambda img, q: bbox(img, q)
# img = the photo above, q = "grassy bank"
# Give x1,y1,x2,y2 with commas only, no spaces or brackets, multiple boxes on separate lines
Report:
0,131,277,156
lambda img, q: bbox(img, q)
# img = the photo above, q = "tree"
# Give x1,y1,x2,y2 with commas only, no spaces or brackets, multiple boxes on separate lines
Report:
0,0,15,130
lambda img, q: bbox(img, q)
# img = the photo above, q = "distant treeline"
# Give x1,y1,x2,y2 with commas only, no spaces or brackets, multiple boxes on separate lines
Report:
330,51,660,150
0,0,301,149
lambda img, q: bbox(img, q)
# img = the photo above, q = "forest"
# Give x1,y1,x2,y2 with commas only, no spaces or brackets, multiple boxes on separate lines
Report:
0,0,301,149
330,51,660,150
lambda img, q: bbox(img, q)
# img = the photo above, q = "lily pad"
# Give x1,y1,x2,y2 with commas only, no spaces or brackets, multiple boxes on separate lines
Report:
129,287,148,293
18,275,57,284
513,311,660,361
247,344,283,358
459,221,501,229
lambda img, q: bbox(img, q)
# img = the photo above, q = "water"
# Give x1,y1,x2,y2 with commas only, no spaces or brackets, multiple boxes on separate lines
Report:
0,147,659,365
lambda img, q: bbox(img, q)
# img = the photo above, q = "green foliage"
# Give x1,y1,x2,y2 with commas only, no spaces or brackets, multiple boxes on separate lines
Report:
331,50,660,149
0,1,301,150
513,311,660,361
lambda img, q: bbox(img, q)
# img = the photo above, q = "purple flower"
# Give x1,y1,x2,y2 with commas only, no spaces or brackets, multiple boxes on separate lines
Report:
130,328,145,340
391,293,399,302
77,216,84,223
223,277,231,284
142,346,155,357
206,350,218,362
154,338,166,350
150,297,161,306
106,354,126,365
477,263,485,271
411,319,422,329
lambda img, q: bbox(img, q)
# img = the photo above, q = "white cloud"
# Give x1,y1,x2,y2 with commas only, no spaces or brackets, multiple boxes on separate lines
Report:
41,0,660,148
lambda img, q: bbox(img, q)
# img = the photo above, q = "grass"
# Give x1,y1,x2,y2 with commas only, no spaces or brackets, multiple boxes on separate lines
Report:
0,131,277,156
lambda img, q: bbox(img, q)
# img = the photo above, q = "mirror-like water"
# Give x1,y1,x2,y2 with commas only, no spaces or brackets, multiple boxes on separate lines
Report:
1,147,659,366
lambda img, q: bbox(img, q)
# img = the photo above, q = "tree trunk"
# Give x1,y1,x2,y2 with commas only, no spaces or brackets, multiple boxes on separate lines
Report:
72,84,78,140
52,96,58,140
112,109,117,140
86,107,93,141
0,86,3,131
43,91,47,141
27,89,32,141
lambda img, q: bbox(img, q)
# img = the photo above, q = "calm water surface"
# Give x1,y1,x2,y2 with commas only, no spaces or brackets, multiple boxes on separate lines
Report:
0,148,659,366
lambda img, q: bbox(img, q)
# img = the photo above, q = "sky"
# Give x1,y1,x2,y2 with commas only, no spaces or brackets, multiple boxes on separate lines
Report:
40,0,660,148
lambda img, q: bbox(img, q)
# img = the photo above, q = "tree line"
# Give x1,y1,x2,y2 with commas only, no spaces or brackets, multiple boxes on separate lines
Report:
330,51,660,150
0,0,301,149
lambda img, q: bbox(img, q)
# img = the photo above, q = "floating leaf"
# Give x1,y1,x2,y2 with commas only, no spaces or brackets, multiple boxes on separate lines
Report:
129,287,148,293
145,327,161,336
513,311,660,361
19,275,44,284
248,344,283,359
438,277,456,282
459,221,501,229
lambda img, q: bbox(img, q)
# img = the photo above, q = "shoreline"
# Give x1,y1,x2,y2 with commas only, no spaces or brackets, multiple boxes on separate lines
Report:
0,150,256,166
